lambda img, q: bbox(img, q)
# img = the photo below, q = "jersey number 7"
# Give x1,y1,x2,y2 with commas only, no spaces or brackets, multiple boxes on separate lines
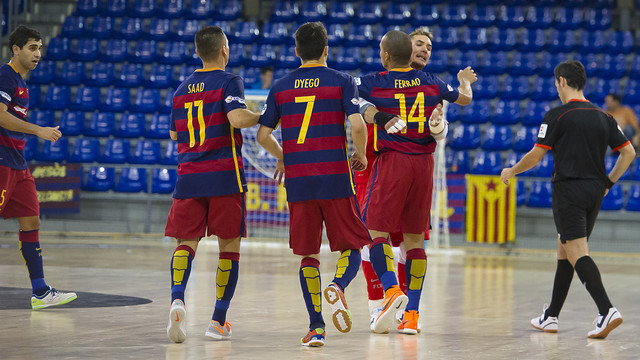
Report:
184,100,205,147
394,92,426,133
295,95,316,144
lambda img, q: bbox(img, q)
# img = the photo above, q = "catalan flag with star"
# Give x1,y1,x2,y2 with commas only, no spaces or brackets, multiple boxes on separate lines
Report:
465,175,516,243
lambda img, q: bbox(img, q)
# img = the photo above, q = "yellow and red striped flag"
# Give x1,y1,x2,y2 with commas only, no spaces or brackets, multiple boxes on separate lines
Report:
465,175,516,243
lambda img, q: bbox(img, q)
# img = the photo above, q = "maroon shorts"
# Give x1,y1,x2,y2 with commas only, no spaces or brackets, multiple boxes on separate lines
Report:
0,166,39,219
165,193,246,240
289,196,371,256
362,151,434,235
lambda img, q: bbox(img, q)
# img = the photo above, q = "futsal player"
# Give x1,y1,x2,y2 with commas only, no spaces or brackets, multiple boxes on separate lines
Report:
257,22,407,346
501,60,634,339
165,26,261,343
0,25,77,309
358,31,477,334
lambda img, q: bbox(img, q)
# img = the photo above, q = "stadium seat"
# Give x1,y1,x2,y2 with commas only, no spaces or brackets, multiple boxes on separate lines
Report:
299,1,327,22
508,52,537,76
524,6,553,29
226,43,246,67
24,136,38,161
478,51,507,75
496,6,525,28
554,7,583,30
160,41,188,65
104,0,127,17
584,8,611,31
601,54,627,79
440,5,467,27
473,76,499,99
59,111,85,136
574,53,600,78
132,0,156,17
160,141,178,165
146,64,174,89
61,16,86,38
28,85,41,109
260,22,289,45
362,47,383,72
173,19,199,42
233,21,259,44
84,166,115,191
175,64,197,86
539,52,567,77
131,140,161,164
117,64,145,88
447,150,471,174
72,38,99,61
433,27,459,50
71,86,100,111
500,76,529,100
600,186,623,210
189,0,213,19
87,62,115,86
605,31,634,55
325,24,345,46
118,17,143,40
450,124,481,150
624,80,640,104
354,3,382,24
516,180,527,206
271,1,298,22
101,138,131,163
275,45,298,69
29,60,55,84
55,61,84,86
425,52,447,73
468,5,495,28
243,67,261,88
493,100,521,124
116,113,145,138
326,2,354,24
471,151,502,175
130,40,158,64
148,18,171,41
577,30,605,54
547,29,576,54
215,0,241,20
450,50,479,73
31,110,55,128
101,88,130,112
330,47,361,70
85,111,115,137
512,126,538,152
460,100,491,124
69,138,100,163
75,0,99,16
90,16,114,39
36,137,68,162
152,168,177,194
626,184,640,211
383,3,411,25
147,113,171,139
43,86,71,110
587,78,620,104
534,153,554,177
248,44,276,68
517,29,545,53
488,28,516,51
527,181,552,207
131,89,160,113
101,39,129,62
483,125,512,150
116,167,147,193
345,24,374,48
460,28,488,51
445,102,461,123
44,37,70,61
160,0,184,18
530,77,557,102
522,101,550,125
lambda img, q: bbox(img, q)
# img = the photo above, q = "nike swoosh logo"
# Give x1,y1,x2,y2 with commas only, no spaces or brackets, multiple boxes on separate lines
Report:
176,313,180,322
19,91,24,95
36,248,41,251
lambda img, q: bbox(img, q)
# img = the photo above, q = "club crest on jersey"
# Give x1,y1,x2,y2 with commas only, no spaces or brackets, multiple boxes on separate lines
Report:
225,96,246,104
538,124,548,138
351,98,359,105
447,84,454,91
0,91,11,102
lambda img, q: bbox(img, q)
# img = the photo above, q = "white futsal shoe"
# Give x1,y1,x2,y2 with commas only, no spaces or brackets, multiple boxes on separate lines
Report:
167,299,187,343
588,307,622,339
530,304,558,333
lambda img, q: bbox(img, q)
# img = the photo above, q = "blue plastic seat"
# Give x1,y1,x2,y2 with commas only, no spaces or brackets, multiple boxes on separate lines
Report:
624,80,640,104
471,151,502,175
56,61,85,85
104,0,127,17
271,1,298,22
132,0,156,18
517,29,545,53
242,67,260,88
508,52,537,76
131,89,160,113
44,37,70,61
441,5,467,27
116,113,145,138
272,68,289,83
59,112,85,136
601,54,627,79
500,76,529,100
215,0,241,20
605,31,634,55
574,53,600,78
176,65,197,87
383,3,411,25
554,7,583,30
522,101,550,125
276,46,299,68
512,126,538,152
345,24,373,48
630,57,640,80
69,138,100,163
116,167,147,193
260,22,288,45
173,19,199,41
146,113,171,139
547,29,576,53
61,16,87,38
72,38,99,61
87,62,114,86
27,85,41,109
101,88,130,112
600,186,623,210
189,0,213,19
90,16,114,39
582,31,607,54
84,166,115,191
527,181,552,208
327,2,354,24
433,27,459,50
468,6,495,28
447,150,470,174
29,61,56,84
488,28,516,52
330,47,360,71
587,78,620,104
130,40,157,63
148,18,171,41
539,52,568,77
71,86,100,111
147,64,174,89
355,3,382,24
101,39,129,62
131,140,161,164
460,28,488,51
101,138,131,163
483,125,512,150
450,124,481,150
160,41,187,65
425,52,447,74
524,6,553,29
36,137,68,162
534,153,554,177
227,43,247,67
248,44,276,68
233,21,259,44
160,0,184,18
31,110,55,127
43,86,71,110
75,0,99,16
493,100,521,124
362,47,383,72
584,8,611,31
117,63,145,87
445,102,461,123
118,17,143,40
516,180,527,206
460,100,491,124
626,184,640,211
299,1,327,22
152,168,177,194
160,141,178,165
411,4,438,27
479,51,507,75
85,112,115,137
473,76,499,100
497,6,525,28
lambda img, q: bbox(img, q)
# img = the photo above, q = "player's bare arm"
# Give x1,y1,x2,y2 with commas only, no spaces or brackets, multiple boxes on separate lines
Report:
347,113,368,171
256,124,285,183
360,102,406,134
605,142,636,195
500,146,547,185
169,130,178,140
429,104,446,135
0,103,61,141
454,66,478,106
227,108,260,129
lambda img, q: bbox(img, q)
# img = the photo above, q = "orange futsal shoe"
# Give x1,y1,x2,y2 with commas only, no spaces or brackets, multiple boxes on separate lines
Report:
323,283,352,333
371,286,407,334
397,310,421,335
301,328,325,347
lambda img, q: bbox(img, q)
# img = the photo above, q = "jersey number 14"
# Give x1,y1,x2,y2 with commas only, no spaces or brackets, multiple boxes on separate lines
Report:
395,92,426,133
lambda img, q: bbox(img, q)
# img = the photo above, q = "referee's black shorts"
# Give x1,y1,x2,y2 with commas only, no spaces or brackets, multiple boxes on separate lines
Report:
552,179,606,243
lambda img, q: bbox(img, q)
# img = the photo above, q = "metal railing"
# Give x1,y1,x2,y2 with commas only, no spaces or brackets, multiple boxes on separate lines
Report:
2,0,35,37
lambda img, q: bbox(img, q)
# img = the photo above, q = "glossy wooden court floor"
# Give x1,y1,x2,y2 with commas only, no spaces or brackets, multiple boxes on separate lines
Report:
0,233,638,360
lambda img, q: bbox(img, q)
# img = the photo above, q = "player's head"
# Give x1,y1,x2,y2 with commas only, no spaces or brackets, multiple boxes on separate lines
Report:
294,22,328,62
380,30,412,70
604,93,622,111
195,26,229,66
8,25,42,72
409,28,433,70
553,60,586,103
260,66,274,89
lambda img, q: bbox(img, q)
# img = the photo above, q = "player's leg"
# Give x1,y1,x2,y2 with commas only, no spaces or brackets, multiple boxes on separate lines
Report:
397,233,426,335
361,245,384,322
393,235,407,293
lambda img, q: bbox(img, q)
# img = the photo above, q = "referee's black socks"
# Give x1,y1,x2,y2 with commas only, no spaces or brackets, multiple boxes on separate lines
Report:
574,256,613,316
546,259,574,318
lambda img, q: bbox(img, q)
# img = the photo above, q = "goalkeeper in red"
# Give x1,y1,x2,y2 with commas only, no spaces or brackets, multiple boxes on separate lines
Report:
257,22,407,346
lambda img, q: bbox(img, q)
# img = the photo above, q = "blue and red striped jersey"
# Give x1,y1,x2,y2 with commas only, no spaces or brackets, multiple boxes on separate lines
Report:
357,68,459,155
0,63,30,170
170,68,248,199
259,64,360,202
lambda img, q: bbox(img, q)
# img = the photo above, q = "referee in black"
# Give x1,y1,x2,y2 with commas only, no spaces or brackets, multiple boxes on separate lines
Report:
500,60,635,339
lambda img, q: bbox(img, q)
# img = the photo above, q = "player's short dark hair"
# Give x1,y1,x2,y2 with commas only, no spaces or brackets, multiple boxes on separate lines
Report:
409,28,433,42
606,93,622,103
195,26,226,62
294,22,328,61
9,25,41,52
381,30,413,65
554,60,587,91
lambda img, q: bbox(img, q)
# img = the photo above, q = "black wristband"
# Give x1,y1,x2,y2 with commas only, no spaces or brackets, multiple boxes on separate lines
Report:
373,111,395,128
605,176,615,189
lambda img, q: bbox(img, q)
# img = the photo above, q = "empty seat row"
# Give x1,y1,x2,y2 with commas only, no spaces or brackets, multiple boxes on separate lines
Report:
521,181,640,211
84,166,177,194
75,0,241,20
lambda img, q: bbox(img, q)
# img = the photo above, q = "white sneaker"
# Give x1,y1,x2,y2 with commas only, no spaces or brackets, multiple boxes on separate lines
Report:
370,307,383,332
167,299,186,343
31,287,77,310
588,307,622,339
531,304,558,333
